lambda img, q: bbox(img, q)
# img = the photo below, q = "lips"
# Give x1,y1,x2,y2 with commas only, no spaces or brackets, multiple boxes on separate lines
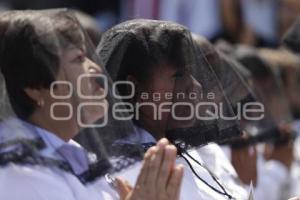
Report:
92,85,105,97
80,72,104,96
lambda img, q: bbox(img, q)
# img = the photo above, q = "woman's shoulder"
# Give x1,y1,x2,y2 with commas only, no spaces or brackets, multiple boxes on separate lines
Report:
0,164,76,200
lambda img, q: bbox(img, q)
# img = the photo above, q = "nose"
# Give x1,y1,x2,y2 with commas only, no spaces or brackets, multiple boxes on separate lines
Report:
88,67,100,74
85,58,106,88
86,58,103,74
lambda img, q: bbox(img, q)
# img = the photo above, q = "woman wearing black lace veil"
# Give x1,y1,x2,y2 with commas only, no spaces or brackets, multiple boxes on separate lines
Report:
97,19,249,199
0,10,184,200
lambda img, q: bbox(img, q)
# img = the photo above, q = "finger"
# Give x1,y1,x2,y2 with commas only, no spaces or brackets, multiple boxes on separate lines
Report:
157,138,169,148
135,146,156,186
157,145,177,189
145,142,166,187
166,164,184,200
116,177,133,200
124,180,133,191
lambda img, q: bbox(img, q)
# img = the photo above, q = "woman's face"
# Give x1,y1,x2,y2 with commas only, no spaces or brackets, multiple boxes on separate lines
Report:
135,64,176,128
44,45,108,128
133,64,201,135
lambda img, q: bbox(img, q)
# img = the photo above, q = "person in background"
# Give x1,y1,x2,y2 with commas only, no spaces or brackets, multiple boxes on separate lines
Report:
215,40,295,199
259,48,300,198
235,47,294,200
283,16,300,200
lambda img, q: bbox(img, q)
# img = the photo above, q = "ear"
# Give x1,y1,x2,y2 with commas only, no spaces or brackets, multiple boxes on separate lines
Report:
24,88,44,107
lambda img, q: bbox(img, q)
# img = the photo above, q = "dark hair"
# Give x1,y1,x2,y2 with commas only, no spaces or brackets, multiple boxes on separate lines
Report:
113,29,188,97
0,10,84,119
74,10,102,46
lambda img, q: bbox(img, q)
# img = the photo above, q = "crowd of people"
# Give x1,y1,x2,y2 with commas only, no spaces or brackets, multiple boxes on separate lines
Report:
0,1,300,200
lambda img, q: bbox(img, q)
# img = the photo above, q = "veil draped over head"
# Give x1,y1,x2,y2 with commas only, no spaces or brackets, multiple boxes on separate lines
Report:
215,43,294,147
235,47,294,145
97,19,242,150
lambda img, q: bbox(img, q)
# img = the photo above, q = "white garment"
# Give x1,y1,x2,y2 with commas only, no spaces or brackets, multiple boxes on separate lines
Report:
159,0,222,39
289,158,300,198
118,125,248,199
287,121,300,198
198,144,249,199
0,118,119,200
254,155,289,200
240,0,278,42
0,164,118,200
221,145,289,200
253,120,300,199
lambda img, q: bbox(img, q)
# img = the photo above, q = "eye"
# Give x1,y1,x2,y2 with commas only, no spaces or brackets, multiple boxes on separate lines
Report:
76,55,85,63
71,52,86,63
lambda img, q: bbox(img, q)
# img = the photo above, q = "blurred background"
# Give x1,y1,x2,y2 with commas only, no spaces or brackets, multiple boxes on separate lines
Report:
1,0,299,48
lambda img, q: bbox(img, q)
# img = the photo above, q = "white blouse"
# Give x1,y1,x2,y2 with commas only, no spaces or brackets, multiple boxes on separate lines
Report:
0,118,119,200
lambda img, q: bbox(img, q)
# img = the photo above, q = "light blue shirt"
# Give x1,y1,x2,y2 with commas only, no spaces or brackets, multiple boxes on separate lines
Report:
0,117,120,200
119,125,157,144
0,118,89,175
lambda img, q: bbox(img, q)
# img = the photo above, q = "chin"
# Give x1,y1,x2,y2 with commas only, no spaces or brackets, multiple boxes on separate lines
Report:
81,99,108,125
